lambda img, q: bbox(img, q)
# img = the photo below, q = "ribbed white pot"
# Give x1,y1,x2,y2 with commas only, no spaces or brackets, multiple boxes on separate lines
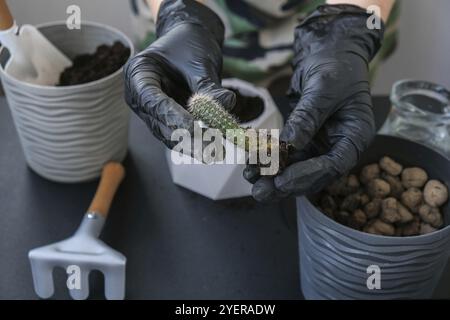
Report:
167,78,284,200
0,21,134,183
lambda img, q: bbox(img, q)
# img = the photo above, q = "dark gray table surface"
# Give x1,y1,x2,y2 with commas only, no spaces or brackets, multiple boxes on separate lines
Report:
1,96,449,300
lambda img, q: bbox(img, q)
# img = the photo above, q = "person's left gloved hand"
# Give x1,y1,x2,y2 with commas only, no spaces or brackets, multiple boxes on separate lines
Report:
124,0,235,150
244,4,384,202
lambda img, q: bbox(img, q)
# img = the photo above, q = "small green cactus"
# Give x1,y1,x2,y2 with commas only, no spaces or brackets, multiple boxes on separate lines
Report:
188,93,290,170
188,93,249,151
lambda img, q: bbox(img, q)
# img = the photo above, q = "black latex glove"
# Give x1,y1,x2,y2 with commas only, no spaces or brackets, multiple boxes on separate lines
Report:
124,0,235,149
244,4,384,202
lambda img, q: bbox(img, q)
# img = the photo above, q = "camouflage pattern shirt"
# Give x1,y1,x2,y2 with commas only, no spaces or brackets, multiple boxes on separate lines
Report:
129,0,399,86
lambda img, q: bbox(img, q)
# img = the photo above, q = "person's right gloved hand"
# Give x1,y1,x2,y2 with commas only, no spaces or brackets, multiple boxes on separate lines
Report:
243,4,383,202
124,0,235,149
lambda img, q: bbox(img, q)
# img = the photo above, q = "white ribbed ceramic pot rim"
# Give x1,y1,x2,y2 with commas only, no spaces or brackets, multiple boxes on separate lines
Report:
299,195,450,246
0,21,135,183
298,197,450,299
0,20,134,94
297,135,450,299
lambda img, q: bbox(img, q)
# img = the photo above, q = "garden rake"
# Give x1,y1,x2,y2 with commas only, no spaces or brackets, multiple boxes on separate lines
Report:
29,162,126,300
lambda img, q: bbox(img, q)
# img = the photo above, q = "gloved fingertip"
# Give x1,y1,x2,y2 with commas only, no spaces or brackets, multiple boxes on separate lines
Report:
218,89,236,111
273,175,289,194
252,177,283,203
206,87,236,111
166,106,195,135
243,165,260,184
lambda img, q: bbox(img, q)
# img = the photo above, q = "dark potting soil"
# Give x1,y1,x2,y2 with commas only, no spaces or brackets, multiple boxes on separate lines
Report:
58,41,130,86
229,88,265,123
161,77,265,124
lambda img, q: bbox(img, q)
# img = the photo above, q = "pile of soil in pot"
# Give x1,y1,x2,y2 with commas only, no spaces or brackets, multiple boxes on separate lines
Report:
167,85,265,123
317,156,449,237
229,88,264,123
58,41,130,86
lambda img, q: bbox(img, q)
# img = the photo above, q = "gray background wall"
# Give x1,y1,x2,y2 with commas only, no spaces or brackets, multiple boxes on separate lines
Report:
6,0,450,95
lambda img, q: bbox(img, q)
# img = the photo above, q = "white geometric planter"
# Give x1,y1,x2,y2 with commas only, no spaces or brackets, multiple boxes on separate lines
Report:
166,78,284,200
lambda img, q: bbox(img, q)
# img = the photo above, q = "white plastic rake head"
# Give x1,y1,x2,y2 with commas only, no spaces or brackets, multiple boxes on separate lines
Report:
29,163,126,300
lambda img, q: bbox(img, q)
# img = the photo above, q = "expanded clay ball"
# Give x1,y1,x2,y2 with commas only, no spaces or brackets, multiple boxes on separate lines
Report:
368,179,391,199
320,194,337,212
326,175,361,197
326,176,348,196
381,173,405,198
319,194,337,219
379,156,403,176
401,188,423,212
316,157,446,237
402,167,428,188
336,211,351,225
360,193,370,206
364,198,382,219
399,217,421,237
348,209,367,230
346,175,361,192
360,164,380,185
418,204,443,228
397,203,414,224
380,197,401,224
420,223,437,235
340,194,361,212
423,180,449,208
364,219,395,236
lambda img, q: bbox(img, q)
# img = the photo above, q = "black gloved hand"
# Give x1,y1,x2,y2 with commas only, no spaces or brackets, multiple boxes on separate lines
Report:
244,4,384,202
124,0,235,149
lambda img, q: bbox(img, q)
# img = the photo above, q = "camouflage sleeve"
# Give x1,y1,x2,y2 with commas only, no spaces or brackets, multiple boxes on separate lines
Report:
129,0,400,85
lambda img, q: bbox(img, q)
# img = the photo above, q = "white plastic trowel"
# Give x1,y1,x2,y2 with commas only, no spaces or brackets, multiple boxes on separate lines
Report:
0,0,72,85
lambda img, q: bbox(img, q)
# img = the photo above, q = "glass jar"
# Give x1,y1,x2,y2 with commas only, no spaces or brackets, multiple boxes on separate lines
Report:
380,80,450,157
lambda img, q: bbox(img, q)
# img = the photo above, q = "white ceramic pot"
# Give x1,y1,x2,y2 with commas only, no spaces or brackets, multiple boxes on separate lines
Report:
0,21,134,183
166,78,284,200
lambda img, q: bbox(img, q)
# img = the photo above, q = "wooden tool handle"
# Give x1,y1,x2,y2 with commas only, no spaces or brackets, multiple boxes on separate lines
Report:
0,0,14,30
88,162,125,218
